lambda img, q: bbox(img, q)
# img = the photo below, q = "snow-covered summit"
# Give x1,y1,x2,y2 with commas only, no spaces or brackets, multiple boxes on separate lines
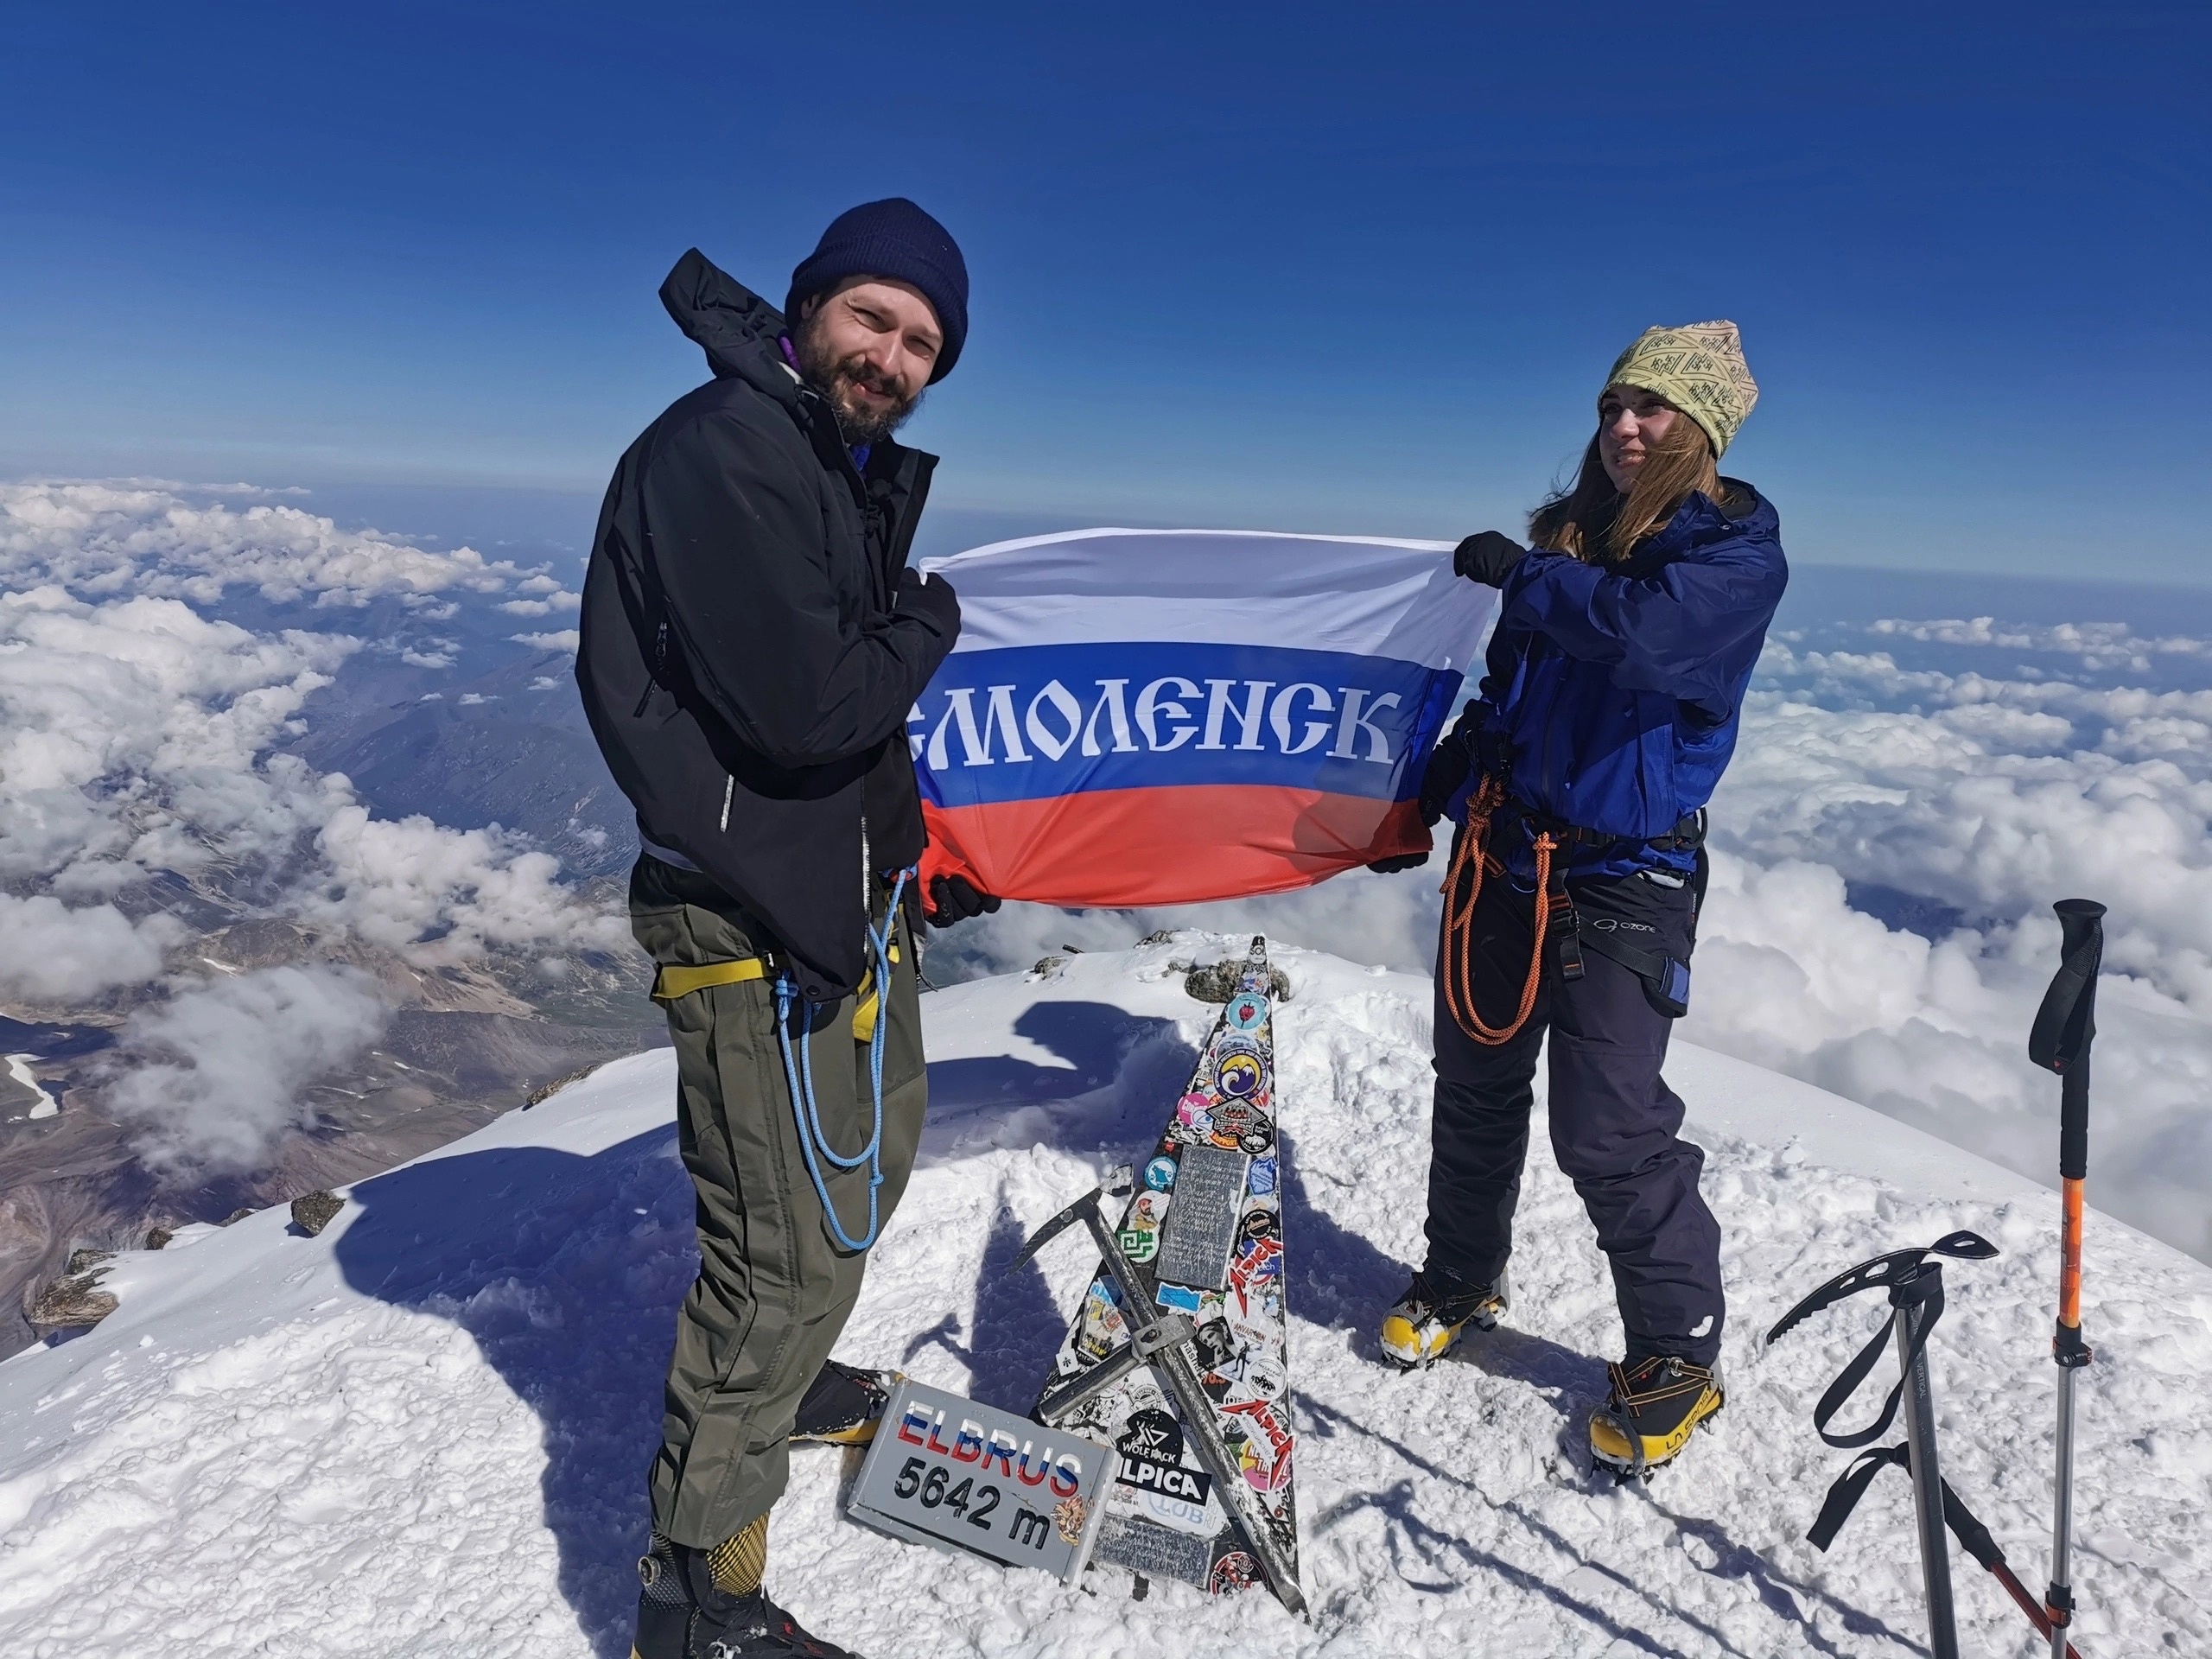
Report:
3,936,2206,1656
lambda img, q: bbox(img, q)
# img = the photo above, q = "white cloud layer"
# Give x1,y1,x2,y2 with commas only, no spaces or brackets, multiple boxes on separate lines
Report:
0,584,355,889
0,893,183,1002
0,481,574,610
1866,615,2212,671
302,809,627,960
0,483,618,1171
105,967,388,1173
0,582,615,966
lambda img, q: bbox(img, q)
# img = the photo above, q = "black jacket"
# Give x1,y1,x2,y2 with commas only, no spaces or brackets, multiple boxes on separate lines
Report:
577,250,959,1000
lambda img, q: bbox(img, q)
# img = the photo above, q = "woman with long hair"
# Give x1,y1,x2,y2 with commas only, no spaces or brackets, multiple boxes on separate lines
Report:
1378,322,1786,1479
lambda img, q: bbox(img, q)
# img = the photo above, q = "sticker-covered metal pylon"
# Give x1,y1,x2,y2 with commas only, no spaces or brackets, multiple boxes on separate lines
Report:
1026,935,1301,1611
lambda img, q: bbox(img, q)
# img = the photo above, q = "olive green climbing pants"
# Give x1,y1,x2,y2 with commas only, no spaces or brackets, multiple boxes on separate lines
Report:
629,855,927,1548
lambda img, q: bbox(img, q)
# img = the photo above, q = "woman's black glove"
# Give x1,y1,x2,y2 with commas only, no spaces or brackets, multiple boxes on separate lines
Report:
1416,726,1475,825
1453,531,1529,588
1365,851,1429,874
925,874,1001,927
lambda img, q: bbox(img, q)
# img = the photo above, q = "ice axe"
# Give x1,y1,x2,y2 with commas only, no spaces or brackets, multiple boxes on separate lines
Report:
1770,1230,2091,1658
2030,898,2105,1659
1014,1168,1307,1617
1769,1230,1999,1659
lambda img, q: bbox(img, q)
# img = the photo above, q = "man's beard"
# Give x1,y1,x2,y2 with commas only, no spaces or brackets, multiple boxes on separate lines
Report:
793,320,925,446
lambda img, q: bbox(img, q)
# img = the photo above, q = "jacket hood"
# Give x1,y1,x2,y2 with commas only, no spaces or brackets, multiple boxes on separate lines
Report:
1646,479,1779,557
658,249,797,402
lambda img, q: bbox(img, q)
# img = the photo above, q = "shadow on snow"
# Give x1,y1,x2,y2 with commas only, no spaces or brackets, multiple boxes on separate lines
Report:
328,999,1190,1653
327,995,1848,1659
334,1127,689,1657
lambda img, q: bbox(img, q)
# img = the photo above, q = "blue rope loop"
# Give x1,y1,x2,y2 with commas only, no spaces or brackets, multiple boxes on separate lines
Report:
775,868,910,1253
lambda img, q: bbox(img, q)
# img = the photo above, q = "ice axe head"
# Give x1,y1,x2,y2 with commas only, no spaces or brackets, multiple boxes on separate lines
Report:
1765,1230,1999,1346
1010,1164,1132,1272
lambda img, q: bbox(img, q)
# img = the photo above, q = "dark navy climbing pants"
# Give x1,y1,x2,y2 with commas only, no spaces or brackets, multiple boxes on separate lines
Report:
1423,857,1725,1367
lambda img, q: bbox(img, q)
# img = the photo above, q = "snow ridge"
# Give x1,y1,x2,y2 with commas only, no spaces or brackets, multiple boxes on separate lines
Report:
2,938,2205,1656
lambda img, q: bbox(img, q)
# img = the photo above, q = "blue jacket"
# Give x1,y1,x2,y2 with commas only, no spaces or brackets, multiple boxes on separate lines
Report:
1466,482,1786,881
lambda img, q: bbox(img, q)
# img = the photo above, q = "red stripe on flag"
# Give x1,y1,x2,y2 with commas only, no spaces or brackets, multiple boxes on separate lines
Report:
919,786,1432,909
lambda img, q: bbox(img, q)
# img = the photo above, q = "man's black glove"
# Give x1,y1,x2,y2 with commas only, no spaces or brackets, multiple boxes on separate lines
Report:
1453,531,1529,588
925,873,1000,928
896,569,961,635
1365,851,1429,874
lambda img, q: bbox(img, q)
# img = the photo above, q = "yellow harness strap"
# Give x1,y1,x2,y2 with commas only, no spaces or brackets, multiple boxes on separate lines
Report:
651,957,767,1002
849,938,901,1044
651,938,901,1042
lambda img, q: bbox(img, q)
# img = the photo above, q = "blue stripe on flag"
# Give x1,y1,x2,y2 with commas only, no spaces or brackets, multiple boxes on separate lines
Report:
910,643,1463,808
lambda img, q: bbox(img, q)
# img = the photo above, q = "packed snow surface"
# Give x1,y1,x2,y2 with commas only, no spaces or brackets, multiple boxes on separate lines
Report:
3,937,2207,1656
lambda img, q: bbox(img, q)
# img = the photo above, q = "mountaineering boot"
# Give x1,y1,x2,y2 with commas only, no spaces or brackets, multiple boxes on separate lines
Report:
632,1519,864,1659
1378,1266,1510,1370
789,1357,896,1446
1588,1356,1725,1480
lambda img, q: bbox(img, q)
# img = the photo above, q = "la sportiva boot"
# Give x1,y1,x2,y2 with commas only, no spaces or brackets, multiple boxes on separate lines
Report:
789,1358,896,1447
1378,1266,1510,1370
632,1518,864,1659
1588,1356,1725,1481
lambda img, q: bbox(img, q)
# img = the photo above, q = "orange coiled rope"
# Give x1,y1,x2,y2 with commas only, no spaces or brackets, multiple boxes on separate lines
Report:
1440,775,1558,1046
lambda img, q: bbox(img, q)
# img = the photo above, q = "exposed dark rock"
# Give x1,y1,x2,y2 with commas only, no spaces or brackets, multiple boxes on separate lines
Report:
220,1207,256,1226
289,1190,345,1236
65,1247,113,1275
1183,960,1294,1004
145,1226,175,1250
29,1272,116,1332
524,1060,607,1108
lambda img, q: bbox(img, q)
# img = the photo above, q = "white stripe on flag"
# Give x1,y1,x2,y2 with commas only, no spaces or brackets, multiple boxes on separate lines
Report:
919,528,1487,668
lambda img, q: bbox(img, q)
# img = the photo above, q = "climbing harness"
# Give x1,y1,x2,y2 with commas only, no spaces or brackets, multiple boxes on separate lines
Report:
1440,779,1703,1045
1440,777,1557,1046
774,866,912,1253
651,957,767,1001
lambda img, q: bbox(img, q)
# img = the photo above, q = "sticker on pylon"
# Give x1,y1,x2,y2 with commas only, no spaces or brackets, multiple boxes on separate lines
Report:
1030,936,1302,1611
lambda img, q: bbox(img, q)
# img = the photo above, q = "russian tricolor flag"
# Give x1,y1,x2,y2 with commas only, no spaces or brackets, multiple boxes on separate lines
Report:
912,530,1491,908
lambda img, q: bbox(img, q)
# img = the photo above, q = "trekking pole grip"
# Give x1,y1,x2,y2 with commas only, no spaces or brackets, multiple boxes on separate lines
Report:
2030,899,2104,1183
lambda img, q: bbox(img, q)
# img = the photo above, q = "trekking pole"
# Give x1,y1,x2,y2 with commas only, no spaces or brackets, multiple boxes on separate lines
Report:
2028,899,2105,1659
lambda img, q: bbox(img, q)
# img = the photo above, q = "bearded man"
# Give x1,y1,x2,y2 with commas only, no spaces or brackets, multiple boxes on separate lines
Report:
578,199,998,1659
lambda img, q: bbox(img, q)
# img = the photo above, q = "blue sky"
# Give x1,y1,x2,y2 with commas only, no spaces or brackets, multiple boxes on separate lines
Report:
2,3,2206,580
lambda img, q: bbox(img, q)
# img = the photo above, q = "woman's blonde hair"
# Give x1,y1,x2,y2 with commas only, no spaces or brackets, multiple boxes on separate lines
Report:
1529,397,1742,562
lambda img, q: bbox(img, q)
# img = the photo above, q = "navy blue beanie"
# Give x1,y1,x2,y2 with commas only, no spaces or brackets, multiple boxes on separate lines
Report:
785,198,969,382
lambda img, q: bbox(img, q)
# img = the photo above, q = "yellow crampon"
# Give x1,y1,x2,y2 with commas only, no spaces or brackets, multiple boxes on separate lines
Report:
1588,1357,1724,1478
1378,1273,1510,1370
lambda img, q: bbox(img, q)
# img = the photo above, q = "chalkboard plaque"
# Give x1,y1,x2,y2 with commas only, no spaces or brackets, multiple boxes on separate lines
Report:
1154,1143,1251,1291
1094,1512,1215,1586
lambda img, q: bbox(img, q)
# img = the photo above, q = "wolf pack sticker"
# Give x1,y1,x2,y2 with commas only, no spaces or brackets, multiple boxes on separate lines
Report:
1035,937,1299,1599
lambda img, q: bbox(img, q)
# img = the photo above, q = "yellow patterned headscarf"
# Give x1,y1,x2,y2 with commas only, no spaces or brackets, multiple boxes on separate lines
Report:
1604,321,1758,456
